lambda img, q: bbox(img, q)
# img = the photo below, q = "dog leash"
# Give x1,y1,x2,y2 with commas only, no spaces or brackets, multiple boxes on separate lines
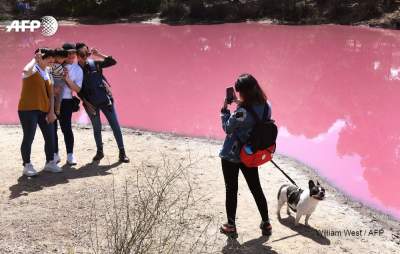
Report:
270,159,298,187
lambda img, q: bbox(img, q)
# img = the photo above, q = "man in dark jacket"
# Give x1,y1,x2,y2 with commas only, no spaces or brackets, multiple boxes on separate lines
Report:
76,42,129,163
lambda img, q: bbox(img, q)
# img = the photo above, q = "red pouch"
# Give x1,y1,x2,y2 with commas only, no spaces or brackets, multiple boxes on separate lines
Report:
240,144,276,168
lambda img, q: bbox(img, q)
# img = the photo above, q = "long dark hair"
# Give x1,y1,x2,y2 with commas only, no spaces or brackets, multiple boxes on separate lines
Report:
234,74,267,107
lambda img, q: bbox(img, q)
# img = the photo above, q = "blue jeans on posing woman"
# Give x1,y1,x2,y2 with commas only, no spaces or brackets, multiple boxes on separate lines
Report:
88,103,125,152
18,110,55,165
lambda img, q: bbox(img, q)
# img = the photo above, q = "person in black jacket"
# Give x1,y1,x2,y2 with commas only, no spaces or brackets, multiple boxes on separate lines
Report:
76,42,129,163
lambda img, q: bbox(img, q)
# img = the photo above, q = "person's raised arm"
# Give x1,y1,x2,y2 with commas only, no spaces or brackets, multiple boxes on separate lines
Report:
23,58,36,77
91,48,117,68
222,108,248,135
23,52,43,77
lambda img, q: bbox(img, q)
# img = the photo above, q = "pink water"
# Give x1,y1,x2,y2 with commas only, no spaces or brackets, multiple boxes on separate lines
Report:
1,23,399,220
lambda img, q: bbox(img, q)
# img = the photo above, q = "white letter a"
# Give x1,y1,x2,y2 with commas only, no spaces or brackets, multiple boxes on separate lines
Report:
6,21,19,32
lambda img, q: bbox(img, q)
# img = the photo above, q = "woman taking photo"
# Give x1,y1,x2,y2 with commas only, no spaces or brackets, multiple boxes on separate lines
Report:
219,74,272,238
18,48,62,176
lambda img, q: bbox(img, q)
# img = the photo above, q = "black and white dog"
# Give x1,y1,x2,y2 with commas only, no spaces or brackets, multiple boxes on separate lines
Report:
277,180,325,226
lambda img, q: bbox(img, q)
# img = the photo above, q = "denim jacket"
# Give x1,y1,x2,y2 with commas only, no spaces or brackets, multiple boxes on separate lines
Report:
219,102,272,163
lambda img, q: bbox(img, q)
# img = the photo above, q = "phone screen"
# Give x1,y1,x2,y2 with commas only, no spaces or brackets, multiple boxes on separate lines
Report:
226,87,235,104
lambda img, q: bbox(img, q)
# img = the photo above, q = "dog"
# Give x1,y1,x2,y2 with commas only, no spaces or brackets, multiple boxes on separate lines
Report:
277,180,325,226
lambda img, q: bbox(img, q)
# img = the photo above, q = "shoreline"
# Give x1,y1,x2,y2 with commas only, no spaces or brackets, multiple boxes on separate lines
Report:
2,123,399,230
79,126,400,232
0,16,399,30
0,124,399,252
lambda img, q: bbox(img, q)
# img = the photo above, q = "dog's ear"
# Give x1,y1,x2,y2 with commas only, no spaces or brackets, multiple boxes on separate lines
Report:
317,181,320,186
309,180,315,189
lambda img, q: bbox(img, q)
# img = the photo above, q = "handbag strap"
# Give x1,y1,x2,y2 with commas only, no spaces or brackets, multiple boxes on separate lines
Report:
87,59,98,73
87,59,111,87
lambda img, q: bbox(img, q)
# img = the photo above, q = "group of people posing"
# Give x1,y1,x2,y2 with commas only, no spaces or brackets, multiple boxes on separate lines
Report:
18,42,130,177
18,45,273,237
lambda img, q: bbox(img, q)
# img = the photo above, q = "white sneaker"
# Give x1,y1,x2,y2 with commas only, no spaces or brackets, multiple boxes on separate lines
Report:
43,161,63,173
54,153,61,164
23,163,38,177
67,153,77,165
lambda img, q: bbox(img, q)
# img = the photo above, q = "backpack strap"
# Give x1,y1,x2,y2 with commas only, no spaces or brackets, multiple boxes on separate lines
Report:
87,59,111,87
245,103,268,123
87,59,98,73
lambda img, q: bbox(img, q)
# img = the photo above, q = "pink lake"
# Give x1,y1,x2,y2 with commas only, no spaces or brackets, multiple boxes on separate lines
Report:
0,23,399,220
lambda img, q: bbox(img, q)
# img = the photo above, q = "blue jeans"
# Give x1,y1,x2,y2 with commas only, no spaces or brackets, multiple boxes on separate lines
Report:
54,99,74,154
18,110,55,165
88,103,124,151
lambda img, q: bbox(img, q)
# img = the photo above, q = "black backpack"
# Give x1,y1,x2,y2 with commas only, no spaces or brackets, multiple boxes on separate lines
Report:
81,59,112,107
245,103,278,152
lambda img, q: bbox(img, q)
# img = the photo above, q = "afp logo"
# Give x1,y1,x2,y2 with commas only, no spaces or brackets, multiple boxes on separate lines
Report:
6,16,58,37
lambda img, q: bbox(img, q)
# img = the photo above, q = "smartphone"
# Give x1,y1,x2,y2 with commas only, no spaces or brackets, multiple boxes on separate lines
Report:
226,87,236,104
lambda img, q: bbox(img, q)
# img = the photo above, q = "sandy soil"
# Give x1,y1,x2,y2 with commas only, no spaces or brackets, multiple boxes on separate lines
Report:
0,125,399,253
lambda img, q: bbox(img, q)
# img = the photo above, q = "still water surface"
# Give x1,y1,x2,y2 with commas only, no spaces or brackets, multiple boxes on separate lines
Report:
0,23,399,219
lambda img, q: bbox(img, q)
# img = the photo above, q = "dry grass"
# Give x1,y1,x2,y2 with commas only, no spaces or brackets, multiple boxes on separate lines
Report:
87,154,218,254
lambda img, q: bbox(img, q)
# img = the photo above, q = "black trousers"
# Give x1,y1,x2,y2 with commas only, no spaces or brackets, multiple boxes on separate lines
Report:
221,159,269,225
54,99,74,154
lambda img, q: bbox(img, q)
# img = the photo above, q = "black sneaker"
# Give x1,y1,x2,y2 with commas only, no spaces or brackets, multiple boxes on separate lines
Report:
260,221,272,236
92,150,104,162
119,149,130,163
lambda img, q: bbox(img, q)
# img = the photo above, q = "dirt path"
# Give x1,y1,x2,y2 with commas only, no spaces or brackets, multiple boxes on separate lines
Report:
0,125,399,253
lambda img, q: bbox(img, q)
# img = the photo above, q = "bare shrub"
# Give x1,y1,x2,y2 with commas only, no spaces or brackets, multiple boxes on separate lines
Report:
88,154,218,254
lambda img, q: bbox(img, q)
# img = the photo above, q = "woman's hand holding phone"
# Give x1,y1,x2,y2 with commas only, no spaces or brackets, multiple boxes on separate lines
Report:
63,67,71,83
222,87,238,113
225,87,238,106
223,99,228,110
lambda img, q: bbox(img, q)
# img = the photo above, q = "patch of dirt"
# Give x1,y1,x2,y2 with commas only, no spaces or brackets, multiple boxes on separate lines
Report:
0,125,398,253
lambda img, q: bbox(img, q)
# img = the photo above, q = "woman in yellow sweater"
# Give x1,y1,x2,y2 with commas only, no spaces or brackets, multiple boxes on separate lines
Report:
18,48,62,177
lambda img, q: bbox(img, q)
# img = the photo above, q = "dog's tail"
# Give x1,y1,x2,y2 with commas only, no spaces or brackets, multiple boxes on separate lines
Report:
277,184,290,200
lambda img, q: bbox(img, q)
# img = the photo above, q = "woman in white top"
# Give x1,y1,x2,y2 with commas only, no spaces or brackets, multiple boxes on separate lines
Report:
52,43,83,166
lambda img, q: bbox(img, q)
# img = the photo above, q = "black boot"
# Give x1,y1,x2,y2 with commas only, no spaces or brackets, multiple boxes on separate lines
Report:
260,220,272,236
92,150,104,162
119,149,130,163
219,223,238,239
